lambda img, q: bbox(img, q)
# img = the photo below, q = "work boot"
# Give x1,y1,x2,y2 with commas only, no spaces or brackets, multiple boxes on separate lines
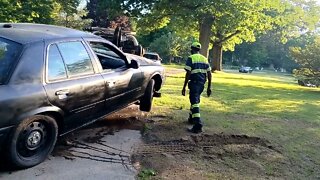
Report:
187,124,203,134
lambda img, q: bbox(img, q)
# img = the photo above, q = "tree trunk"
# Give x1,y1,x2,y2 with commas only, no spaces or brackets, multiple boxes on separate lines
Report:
212,43,223,71
199,16,214,58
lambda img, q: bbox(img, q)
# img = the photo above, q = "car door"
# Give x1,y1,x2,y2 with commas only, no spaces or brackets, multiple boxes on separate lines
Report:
86,39,144,112
43,40,106,131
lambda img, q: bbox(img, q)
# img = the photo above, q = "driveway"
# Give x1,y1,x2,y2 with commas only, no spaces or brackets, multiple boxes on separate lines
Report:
0,106,144,180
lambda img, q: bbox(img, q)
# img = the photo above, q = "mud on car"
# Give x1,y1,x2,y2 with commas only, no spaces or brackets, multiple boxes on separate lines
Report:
0,23,164,168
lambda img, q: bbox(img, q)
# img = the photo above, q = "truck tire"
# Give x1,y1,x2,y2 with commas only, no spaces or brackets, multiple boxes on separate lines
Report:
113,26,122,47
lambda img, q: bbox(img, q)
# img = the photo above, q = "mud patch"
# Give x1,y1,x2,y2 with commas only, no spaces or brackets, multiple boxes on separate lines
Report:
132,117,288,179
52,105,146,164
134,133,278,158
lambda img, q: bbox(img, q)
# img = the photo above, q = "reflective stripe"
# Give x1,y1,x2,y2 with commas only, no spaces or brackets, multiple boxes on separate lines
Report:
207,67,211,71
185,65,192,71
192,113,201,118
191,69,208,74
192,104,200,108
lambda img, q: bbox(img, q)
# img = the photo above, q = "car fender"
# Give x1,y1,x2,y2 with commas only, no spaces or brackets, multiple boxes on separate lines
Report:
17,106,64,124
146,71,164,92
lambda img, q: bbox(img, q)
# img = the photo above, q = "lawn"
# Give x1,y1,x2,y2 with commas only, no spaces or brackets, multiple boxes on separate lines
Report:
146,65,320,179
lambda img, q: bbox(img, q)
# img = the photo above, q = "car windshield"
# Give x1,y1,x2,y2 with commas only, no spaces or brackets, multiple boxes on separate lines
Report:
144,54,158,60
0,38,22,85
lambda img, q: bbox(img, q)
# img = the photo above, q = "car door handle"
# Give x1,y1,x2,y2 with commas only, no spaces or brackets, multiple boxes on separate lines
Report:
55,90,70,96
107,81,116,87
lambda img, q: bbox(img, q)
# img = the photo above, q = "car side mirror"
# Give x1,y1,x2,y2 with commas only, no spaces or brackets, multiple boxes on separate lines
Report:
130,60,139,69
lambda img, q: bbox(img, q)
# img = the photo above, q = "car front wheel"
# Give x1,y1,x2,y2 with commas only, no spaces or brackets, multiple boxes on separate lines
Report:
140,79,155,112
7,115,58,168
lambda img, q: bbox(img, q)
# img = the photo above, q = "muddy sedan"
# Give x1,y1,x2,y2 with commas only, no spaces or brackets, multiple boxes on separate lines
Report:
0,23,164,168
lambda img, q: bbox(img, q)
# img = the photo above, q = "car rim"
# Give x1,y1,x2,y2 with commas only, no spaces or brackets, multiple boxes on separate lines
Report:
17,121,50,158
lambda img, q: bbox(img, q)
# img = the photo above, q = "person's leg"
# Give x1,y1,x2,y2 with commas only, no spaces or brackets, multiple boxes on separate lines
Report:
188,107,193,124
188,82,195,124
189,82,204,132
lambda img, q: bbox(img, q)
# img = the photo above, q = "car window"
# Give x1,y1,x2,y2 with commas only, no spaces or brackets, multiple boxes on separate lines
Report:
144,54,158,60
0,38,22,85
47,44,67,81
90,42,121,59
57,41,94,77
89,42,126,70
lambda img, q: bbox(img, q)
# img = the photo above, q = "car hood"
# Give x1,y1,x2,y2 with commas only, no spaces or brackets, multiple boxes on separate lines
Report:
125,53,161,66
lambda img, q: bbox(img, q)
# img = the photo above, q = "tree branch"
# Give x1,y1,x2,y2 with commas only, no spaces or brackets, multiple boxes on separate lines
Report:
217,30,241,44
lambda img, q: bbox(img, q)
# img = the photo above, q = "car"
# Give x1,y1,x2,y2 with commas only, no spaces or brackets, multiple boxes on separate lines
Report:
239,66,253,73
0,23,165,168
143,52,162,62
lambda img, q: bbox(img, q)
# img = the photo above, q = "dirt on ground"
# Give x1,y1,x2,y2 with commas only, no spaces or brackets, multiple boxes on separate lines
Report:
50,105,289,179
0,105,291,179
131,113,291,179
52,106,147,161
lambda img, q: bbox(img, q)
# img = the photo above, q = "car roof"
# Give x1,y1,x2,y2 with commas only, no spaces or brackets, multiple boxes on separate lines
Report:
0,23,99,44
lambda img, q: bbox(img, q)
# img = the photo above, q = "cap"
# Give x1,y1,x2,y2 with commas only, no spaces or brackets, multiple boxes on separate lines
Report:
191,42,201,50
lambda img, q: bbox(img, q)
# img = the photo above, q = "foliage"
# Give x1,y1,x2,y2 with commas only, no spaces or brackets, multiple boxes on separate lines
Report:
54,6,92,30
227,30,301,71
86,0,136,30
133,0,290,71
0,0,56,23
148,31,192,62
137,27,170,48
0,0,82,27
56,0,79,14
290,36,320,86
137,168,156,180
134,0,320,71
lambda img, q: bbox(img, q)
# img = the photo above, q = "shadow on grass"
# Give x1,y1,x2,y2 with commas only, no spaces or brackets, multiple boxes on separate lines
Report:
161,76,319,122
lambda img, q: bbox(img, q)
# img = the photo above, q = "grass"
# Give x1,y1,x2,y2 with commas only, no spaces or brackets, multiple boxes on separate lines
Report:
137,169,156,180
152,65,320,178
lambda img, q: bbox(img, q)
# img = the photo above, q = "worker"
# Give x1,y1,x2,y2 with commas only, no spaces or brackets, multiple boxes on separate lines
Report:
182,42,212,133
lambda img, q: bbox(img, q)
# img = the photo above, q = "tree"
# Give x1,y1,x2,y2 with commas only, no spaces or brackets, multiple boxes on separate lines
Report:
223,0,320,72
0,0,56,24
134,0,284,71
0,0,82,25
51,0,92,30
86,0,138,30
53,7,92,30
290,36,320,86
148,31,192,63
209,0,282,71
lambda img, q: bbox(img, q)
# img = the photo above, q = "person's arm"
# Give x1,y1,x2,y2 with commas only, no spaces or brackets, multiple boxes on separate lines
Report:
182,57,192,96
207,71,212,97
206,63,212,97
182,71,191,96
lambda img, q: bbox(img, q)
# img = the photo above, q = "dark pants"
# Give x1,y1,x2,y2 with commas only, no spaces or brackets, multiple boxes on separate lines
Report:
188,81,204,129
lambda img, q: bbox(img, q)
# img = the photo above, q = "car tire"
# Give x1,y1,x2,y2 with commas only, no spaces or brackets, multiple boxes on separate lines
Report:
7,115,58,168
140,79,155,112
